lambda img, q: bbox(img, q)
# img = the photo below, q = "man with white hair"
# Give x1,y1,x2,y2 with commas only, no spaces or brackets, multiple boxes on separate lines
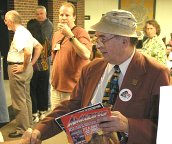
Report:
4,10,42,138
26,10,170,144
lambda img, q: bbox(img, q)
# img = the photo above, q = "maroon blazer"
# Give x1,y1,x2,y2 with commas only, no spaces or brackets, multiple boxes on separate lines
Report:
36,51,170,144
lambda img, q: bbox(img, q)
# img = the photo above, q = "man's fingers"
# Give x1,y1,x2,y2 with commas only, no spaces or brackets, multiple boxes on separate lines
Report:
30,130,41,144
22,128,33,138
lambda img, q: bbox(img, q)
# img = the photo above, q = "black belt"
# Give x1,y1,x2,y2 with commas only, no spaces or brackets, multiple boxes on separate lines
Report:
8,62,23,65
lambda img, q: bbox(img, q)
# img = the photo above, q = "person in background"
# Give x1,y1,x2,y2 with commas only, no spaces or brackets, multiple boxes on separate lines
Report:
50,2,92,110
166,33,172,48
166,33,172,77
0,52,9,127
4,10,42,138
27,5,53,123
24,10,170,144
141,19,167,65
166,33,172,57
90,36,103,60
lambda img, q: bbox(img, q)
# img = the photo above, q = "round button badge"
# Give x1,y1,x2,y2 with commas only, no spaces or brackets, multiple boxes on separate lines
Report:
119,88,132,102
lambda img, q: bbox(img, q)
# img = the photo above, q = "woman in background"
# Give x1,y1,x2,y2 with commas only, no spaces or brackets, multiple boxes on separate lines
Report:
141,20,167,65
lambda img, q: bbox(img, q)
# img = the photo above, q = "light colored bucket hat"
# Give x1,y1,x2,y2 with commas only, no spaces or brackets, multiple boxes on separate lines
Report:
90,9,138,37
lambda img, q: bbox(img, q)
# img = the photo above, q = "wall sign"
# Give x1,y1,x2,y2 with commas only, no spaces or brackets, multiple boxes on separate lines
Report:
119,0,156,31
84,15,90,20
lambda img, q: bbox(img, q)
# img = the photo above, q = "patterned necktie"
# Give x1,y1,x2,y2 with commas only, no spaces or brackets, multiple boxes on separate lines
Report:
102,65,128,144
103,65,121,108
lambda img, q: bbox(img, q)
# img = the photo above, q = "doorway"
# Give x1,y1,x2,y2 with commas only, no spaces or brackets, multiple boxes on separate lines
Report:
0,0,10,80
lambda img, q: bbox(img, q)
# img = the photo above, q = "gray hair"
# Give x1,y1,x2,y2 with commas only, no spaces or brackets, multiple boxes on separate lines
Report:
35,5,47,14
5,10,22,24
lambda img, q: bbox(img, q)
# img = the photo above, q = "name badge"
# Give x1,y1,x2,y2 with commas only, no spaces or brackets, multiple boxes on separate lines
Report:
54,43,60,50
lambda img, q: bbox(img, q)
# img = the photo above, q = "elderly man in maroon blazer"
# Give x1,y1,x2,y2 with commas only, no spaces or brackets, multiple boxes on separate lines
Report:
27,10,170,144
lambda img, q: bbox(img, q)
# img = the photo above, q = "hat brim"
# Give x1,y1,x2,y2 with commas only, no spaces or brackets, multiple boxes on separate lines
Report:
90,20,138,38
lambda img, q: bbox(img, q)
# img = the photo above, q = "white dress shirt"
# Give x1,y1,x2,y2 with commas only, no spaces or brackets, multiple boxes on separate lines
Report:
7,25,36,62
91,50,135,105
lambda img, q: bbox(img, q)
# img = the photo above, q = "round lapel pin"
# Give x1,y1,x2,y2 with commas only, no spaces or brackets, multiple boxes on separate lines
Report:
119,88,132,102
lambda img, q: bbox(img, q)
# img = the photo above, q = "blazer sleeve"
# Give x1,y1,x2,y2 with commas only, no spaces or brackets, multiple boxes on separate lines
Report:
35,68,87,140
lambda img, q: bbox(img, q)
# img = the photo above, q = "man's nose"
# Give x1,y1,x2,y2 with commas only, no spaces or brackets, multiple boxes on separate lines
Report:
62,15,67,19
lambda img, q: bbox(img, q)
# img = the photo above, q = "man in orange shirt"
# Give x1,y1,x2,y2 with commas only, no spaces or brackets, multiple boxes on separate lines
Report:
51,2,92,110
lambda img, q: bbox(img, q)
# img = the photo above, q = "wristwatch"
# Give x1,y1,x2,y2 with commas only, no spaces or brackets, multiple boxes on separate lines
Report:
69,36,76,42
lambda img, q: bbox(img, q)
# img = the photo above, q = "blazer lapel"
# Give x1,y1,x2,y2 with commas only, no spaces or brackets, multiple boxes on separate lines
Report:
115,51,146,111
82,59,108,107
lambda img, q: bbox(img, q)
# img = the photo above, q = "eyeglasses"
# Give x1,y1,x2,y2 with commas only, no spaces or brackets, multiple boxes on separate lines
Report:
96,35,117,44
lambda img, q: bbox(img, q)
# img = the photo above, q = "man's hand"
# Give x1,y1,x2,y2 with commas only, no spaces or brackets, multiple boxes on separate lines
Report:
20,128,32,144
30,129,41,144
57,23,73,37
22,129,41,144
11,64,24,73
98,111,129,133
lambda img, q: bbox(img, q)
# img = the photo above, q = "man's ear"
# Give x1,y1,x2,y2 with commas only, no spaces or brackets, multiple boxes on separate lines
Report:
122,37,129,45
73,15,76,22
121,37,130,48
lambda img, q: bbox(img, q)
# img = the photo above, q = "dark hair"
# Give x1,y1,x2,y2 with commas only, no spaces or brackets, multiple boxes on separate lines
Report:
130,37,138,46
143,20,161,36
27,19,45,44
60,2,76,16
